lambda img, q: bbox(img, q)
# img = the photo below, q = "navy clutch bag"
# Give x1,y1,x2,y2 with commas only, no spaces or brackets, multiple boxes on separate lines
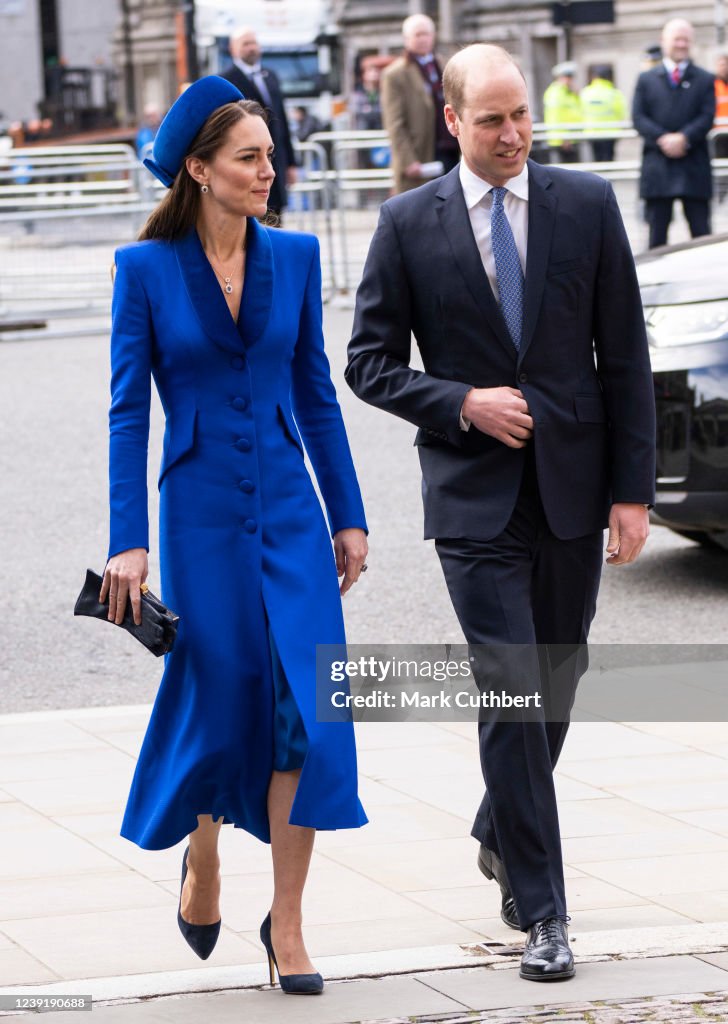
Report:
74,568,179,657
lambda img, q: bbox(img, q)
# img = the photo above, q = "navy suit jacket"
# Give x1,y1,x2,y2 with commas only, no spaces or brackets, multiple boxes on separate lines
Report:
632,62,716,200
346,160,656,541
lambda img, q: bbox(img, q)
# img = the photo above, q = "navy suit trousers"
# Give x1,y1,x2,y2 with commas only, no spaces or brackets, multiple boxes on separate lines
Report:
435,450,603,929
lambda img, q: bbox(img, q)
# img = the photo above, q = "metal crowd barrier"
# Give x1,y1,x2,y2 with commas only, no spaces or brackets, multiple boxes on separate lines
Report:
2,126,728,327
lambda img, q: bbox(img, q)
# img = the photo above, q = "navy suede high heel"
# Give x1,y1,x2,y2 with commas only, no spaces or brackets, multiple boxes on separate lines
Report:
259,912,323,994
177,846,221,960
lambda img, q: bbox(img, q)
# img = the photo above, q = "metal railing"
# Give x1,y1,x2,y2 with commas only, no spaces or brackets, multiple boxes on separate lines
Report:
2,124,728,330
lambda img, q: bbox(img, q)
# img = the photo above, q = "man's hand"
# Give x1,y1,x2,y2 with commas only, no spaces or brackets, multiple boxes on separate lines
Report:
404,161,423,178
286,165,298,187
461,387,534,448
657,132,688,158
605,504,650,565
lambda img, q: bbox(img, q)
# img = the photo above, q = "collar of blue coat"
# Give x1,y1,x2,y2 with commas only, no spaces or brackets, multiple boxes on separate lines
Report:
174,216,274,354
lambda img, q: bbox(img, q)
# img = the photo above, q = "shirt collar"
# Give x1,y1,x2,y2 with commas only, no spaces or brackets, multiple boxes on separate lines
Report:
663,57,689,74
411,53,435,65
235,58,261,75
459,157,529,209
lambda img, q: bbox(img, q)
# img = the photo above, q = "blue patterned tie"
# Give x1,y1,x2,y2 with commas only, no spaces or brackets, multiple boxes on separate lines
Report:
490,186,524,350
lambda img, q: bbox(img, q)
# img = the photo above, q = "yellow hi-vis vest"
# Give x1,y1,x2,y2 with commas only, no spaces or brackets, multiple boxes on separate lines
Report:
580,79,628,135
543,81,582,147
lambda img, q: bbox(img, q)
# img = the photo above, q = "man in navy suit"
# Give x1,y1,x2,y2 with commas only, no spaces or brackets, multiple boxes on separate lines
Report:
346,45,655,982
220,26,297,216
632,18,716,249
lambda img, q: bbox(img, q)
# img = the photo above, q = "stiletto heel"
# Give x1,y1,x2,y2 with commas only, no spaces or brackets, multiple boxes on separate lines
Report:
177,846,221,960
259,912,323,995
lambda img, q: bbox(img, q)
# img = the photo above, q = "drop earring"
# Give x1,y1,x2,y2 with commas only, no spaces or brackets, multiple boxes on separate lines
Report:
201,184,209,194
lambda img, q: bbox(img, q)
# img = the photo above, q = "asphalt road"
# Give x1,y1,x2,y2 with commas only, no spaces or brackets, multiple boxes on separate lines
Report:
1,306,728,713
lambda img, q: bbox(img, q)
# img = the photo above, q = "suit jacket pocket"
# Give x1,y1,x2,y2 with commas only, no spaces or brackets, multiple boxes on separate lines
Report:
574,393,607,424
158,408,197,488
277,403,305,455
547,256,589,278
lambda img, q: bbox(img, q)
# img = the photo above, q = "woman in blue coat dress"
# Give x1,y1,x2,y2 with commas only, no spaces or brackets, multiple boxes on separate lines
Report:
100,77,369,993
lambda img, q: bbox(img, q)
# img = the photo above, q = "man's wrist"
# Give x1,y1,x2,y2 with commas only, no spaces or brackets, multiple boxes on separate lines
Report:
460,389,473,431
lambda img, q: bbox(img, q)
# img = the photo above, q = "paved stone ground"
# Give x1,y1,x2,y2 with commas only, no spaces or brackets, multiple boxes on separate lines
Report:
402,992,728,1023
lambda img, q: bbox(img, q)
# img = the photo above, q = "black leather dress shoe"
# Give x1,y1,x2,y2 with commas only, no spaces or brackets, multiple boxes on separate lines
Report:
519,917,574,981
477,845,520,931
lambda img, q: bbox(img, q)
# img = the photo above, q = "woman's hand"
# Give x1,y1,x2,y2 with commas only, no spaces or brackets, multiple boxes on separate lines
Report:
100,548,149,625
333,529,368,596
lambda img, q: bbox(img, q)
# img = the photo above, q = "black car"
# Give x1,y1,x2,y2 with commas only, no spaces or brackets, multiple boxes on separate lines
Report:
636,233,728,550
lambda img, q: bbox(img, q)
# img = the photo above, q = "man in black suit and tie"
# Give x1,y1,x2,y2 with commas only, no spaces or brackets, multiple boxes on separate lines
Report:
220,26,297,216
346,45,655,982
632,18,716,249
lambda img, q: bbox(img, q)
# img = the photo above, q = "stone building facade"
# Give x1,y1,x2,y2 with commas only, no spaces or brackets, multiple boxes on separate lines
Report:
336,0,724,119
0,0,118,125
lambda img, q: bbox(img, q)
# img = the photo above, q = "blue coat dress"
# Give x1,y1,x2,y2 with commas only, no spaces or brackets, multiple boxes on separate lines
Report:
108,218,368,850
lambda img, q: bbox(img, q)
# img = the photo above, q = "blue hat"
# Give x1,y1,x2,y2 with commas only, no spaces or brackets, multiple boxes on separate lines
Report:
143,75,245,187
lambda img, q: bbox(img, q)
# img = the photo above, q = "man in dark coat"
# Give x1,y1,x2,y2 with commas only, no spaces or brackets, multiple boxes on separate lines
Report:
632,18,716,248
347,44,654,984
220,26,297,216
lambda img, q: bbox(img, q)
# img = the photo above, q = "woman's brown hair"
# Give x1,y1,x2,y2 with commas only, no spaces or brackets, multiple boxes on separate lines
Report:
138,99,270,241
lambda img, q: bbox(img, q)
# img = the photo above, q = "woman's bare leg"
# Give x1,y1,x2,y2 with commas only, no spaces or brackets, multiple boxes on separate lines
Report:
181,814,223,925
268,769,316,975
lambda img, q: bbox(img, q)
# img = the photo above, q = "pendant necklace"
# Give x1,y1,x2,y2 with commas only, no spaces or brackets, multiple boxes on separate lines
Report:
207,246,246,295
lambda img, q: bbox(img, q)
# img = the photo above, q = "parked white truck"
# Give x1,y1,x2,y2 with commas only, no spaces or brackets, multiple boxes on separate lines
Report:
195,0,340,125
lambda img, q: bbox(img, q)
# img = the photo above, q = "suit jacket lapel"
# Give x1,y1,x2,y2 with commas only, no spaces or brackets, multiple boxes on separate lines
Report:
519,159,556,360
435,168,515,358
228,64,262,106
405,59,434,113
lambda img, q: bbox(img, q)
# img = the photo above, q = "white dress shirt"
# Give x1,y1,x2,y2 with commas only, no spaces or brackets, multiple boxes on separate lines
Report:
458,158,529,302
662,57,689,78
457,159,529,429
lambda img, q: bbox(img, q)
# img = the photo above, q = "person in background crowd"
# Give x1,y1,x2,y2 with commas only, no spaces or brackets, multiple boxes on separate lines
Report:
580,64,627,162
715,54,728,200
380,13,459,193
220,26,297,218
135,103,162,158
9,117,54,147
543,62,582,163
352,65,383,131
291,105,323,143
288,105,324,212
642,44,663,70
351,64,389,181
632,18,716,248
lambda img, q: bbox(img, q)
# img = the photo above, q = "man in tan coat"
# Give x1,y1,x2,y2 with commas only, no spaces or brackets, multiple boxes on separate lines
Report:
381,14,459,193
